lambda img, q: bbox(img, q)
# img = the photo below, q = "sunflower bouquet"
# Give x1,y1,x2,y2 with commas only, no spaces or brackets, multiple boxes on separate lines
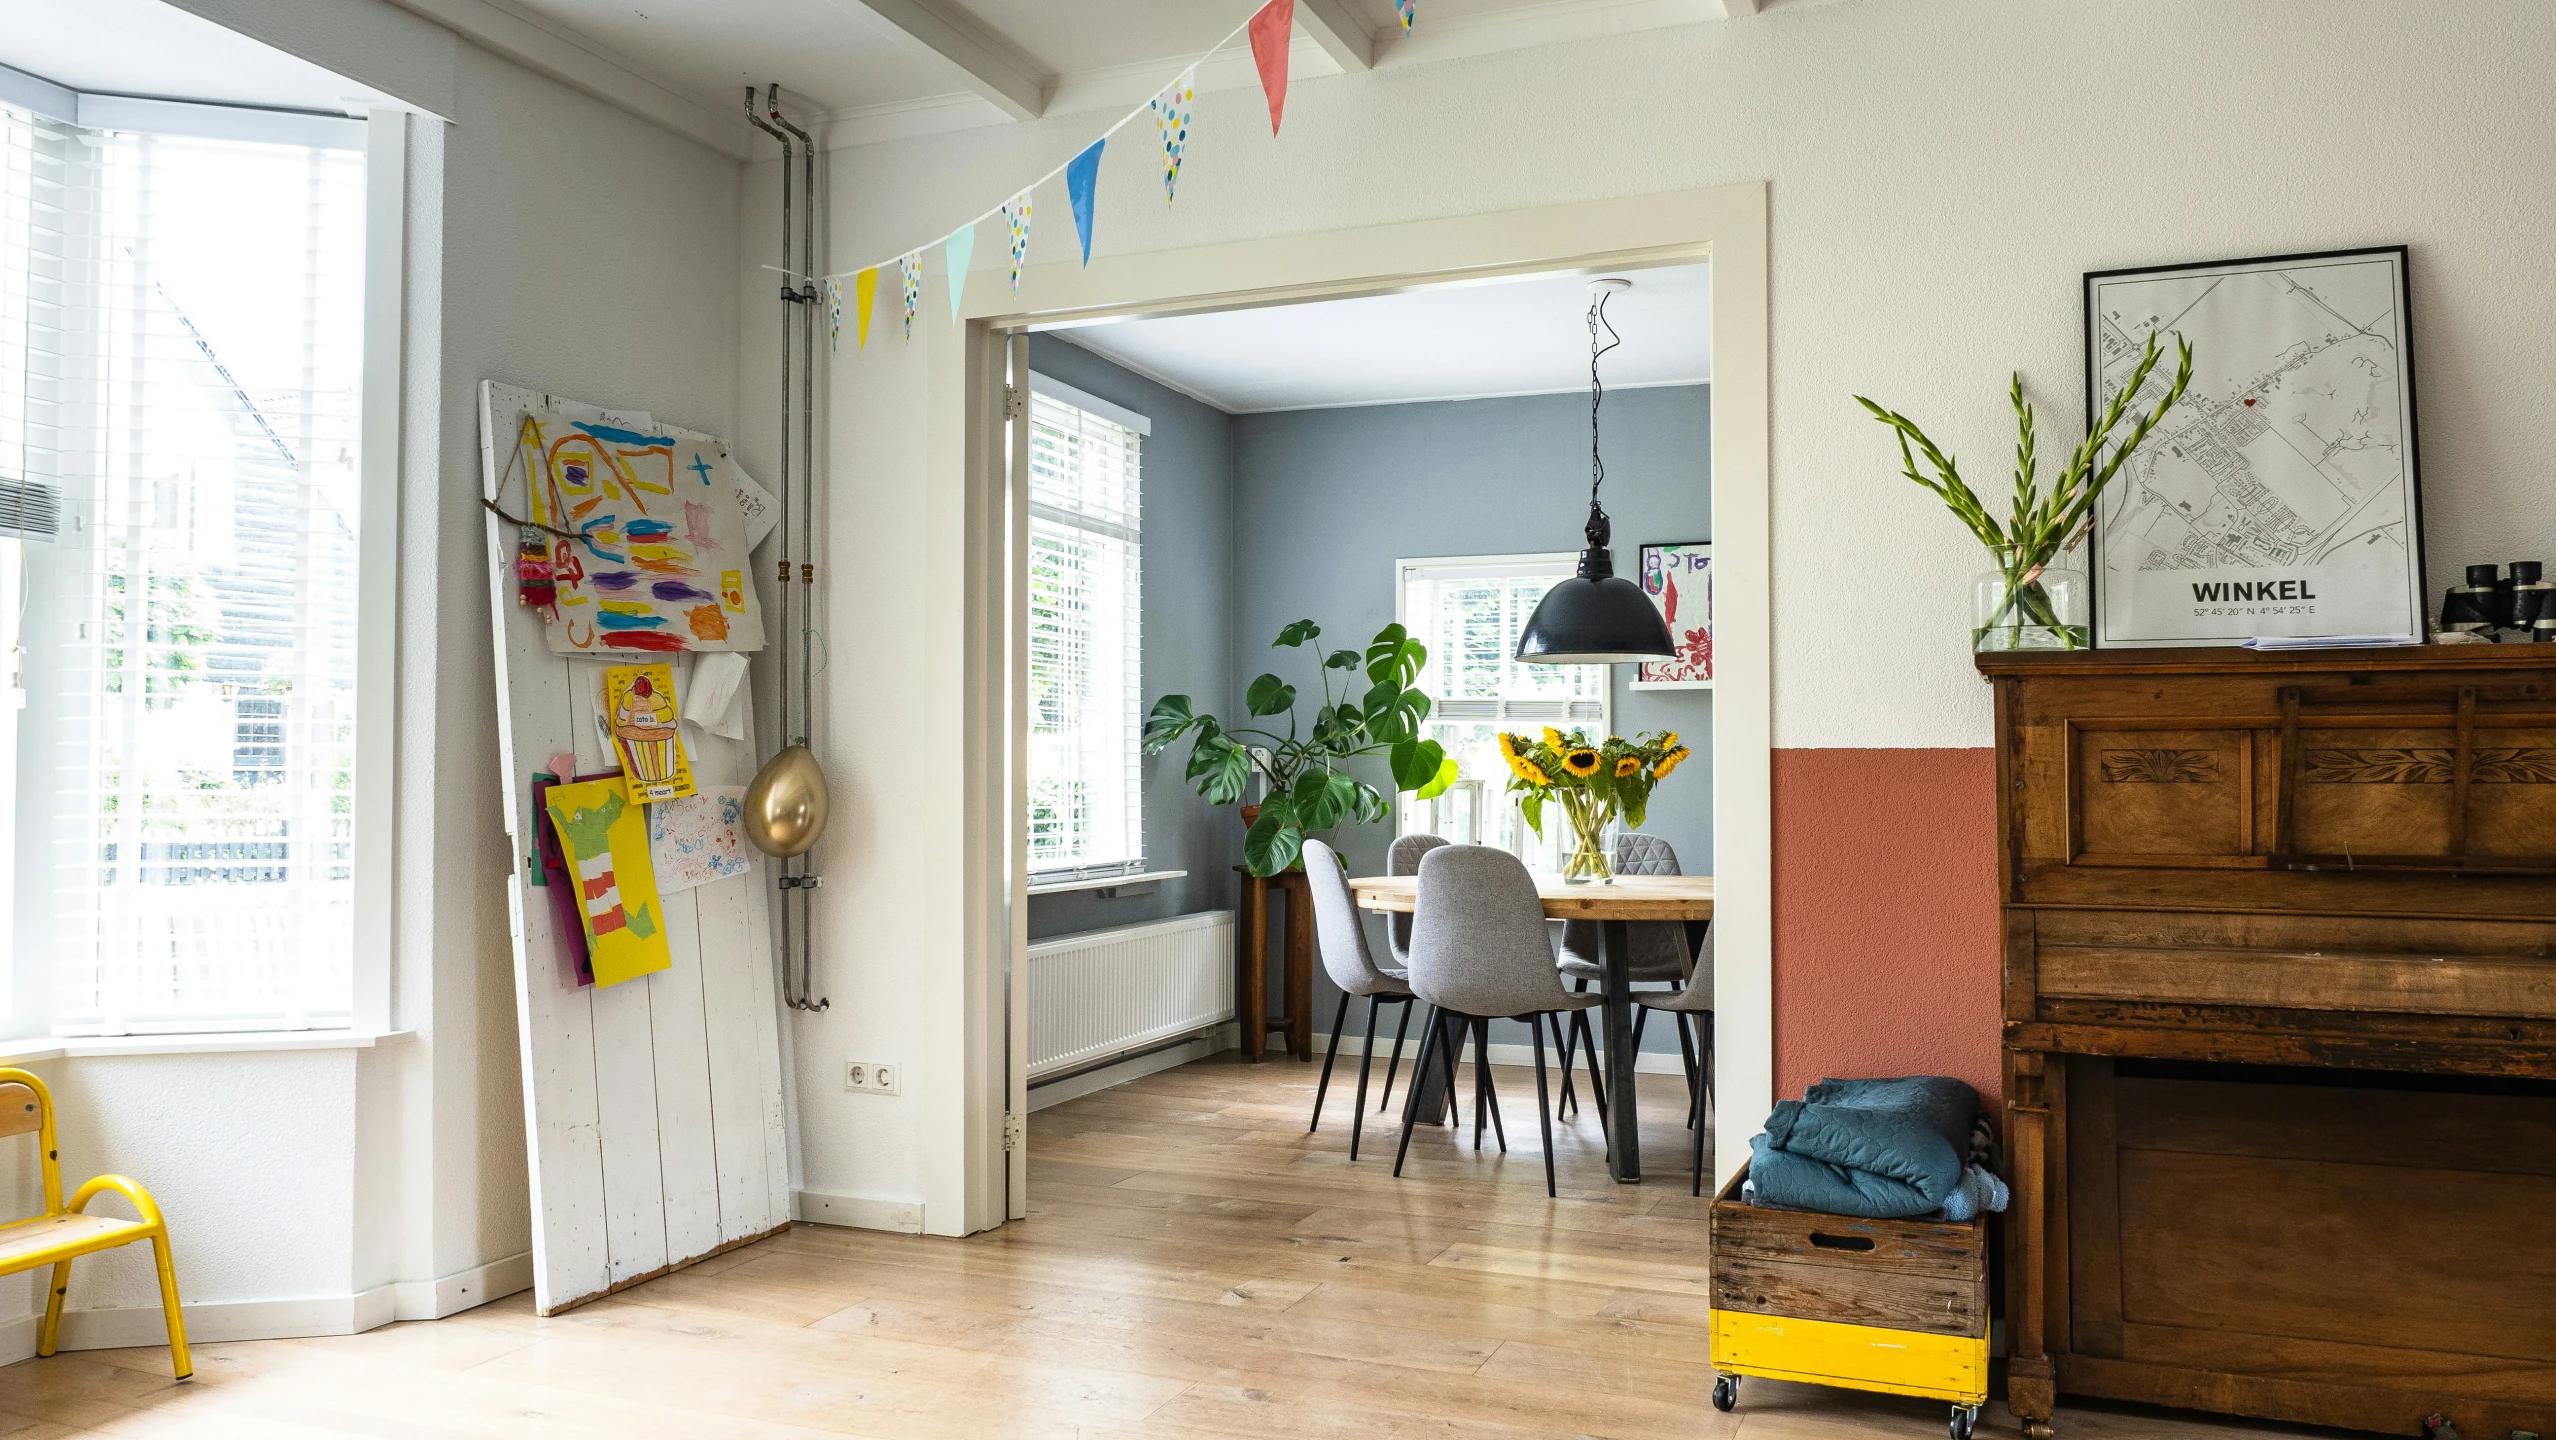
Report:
1497,727,1691,883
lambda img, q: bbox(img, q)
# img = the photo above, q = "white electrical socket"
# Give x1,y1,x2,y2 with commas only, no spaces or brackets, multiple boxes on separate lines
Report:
844,1060,900,1096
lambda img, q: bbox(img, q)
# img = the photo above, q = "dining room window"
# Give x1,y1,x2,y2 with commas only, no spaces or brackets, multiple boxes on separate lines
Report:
1396,553,1609,870
1025,376,1148,882
1,105,367,1035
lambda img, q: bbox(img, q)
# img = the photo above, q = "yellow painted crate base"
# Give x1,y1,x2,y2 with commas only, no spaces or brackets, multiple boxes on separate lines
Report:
1711,1309,1989,1406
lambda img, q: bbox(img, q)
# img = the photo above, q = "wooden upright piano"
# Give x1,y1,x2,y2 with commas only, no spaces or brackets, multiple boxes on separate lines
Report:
1979,645,2556,1439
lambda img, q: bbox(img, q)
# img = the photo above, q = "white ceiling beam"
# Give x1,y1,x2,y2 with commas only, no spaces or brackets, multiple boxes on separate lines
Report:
823,0,1048,122
1294,0,1375,72
376,0,754,157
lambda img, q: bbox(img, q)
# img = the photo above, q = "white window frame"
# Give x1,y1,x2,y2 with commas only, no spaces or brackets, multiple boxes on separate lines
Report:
1023,372,1148,887
0,96,405,1042
1394,552,1611,872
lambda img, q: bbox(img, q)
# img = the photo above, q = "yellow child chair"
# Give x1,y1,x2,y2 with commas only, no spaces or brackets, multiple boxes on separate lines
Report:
0,1067,190,1379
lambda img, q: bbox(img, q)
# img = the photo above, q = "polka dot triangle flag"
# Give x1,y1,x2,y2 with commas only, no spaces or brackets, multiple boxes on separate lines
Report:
899,252,920,341
823,277,843,352
1003,193,1032,295
1151,70,1194,202
1394,0,1414,30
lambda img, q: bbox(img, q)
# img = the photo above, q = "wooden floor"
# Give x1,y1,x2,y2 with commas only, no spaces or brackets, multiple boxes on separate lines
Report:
2,1053,2344,1440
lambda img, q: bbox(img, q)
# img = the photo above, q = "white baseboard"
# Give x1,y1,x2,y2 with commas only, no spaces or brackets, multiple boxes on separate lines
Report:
1027,1025,1238,1111
0,1251,536,1358
794,1190,925,1233
1327,1030,1698,1076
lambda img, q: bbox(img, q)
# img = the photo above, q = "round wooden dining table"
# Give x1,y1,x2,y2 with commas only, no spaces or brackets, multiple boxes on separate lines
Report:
1347,873,1714,1183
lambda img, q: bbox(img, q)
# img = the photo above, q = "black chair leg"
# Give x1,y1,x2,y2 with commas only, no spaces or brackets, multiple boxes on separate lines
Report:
1347,995,1383,1160
1376,997,1413,1113
1553,1011,1578,1117
1475,1018,1506,1153
1310,990,1351,1134
1633,1004,1652,1058
1674,1009,1701,1130
1393,1006,1446,1177
1571,1009,1609,1129
1438,1006,1463,1127
1530,1011,1557,1198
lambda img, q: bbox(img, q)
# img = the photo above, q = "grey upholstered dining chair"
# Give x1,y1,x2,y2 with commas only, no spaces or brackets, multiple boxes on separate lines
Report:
1377,832,1448,1116
1637,925,1713,1193
1302,838,1418,1160
1553,832,1709,1119
1394,844,1607,1197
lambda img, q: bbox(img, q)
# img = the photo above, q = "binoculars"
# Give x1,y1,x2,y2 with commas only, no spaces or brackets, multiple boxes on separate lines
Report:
2442,562,2556,639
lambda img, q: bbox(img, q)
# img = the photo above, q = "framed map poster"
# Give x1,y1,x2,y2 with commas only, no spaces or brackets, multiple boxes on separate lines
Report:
2085,247,2426,648
1633,541,1712,689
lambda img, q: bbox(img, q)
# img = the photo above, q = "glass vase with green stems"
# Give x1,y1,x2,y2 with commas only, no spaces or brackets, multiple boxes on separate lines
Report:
1143,618,1459,877
1855,330,2195,651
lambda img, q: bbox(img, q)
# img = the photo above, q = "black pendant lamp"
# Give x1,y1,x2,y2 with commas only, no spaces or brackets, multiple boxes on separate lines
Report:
1515,277,1675,665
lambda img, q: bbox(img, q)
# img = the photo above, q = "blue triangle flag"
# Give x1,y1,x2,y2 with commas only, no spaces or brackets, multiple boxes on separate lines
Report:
944,224,975,323
1065,139,1105,268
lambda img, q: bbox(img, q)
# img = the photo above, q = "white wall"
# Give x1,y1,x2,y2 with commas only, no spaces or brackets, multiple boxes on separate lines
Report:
768,0,2556,1220
2,11,746,1359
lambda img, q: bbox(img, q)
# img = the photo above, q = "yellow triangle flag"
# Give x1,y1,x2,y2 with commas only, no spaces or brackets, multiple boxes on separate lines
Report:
855,267,879,350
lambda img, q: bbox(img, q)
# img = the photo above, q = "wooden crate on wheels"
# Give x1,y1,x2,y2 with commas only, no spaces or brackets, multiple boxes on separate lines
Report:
1708,1163,1991,1440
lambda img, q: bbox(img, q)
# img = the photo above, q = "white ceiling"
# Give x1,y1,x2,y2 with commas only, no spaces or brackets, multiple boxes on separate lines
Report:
0,0,401,114
1053,263,1710,413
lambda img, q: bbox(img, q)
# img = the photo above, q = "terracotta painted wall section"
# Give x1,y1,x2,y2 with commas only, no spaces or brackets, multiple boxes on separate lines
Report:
1772,748,2002,1104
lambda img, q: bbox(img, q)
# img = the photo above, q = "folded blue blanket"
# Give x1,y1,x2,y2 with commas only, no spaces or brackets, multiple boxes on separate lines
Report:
1746,1076,1980,1219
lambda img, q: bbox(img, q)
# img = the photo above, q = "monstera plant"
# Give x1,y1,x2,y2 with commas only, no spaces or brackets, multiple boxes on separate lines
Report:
1144,618,1457,876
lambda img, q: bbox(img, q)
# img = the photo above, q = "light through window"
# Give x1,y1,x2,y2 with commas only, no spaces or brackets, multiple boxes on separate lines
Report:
1025,380,1144,881
1398,554,1609,871
1,107,366,1034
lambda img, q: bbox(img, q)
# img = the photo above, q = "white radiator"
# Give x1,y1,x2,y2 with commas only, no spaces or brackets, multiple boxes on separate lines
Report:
1027,911,1235,1081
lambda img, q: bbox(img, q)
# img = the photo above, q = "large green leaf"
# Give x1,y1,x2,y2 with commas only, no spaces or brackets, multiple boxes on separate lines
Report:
1350,781,1389,825
1414,753,1460,801
1364,624,1421,686
1243,809,1304,876
1290,767,1354,831
1141,694,1197,754
1388,738,1447,793
1274,619,1321,648
1186,733,1253,805
1245,673,1297,717
1519,790,1544,837
1324,648,1361,671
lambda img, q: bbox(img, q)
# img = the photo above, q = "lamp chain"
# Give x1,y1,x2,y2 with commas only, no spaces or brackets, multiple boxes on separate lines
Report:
1588,287,1624,510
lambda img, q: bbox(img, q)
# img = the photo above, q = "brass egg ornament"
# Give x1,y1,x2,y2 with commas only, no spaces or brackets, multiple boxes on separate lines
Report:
743,743,829,857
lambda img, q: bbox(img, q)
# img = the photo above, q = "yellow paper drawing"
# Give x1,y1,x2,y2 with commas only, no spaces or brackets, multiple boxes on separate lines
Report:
605,663,695,804
542,778,673,987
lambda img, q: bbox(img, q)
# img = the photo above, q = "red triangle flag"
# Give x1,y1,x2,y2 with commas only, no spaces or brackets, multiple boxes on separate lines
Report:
1248,0,1295,136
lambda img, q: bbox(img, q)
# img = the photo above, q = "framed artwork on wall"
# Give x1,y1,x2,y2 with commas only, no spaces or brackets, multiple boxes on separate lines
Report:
1633,541,1713,689
2084,246,2427,648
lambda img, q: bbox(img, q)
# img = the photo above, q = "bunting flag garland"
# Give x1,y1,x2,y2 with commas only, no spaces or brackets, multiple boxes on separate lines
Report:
1065,140,1104,267
1151,72,1193,202
824,277,843,351
1249,0,1295,136
945,224,975,323
1003,193,1033,294
785,0,1413,323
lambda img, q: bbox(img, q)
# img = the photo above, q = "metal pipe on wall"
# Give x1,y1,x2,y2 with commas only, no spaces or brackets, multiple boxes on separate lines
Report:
768,86,825,1014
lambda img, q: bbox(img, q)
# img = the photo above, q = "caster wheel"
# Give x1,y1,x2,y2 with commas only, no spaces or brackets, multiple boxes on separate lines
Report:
2023,1422,2056,1440
1950,1405,1981,1440
1711,1376,1739,1413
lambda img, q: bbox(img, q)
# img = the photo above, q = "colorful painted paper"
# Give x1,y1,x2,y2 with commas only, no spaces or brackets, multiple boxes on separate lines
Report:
1151,72,1194,202
945,226,975,323
854,266,879,349
1065,140,1104,267
1634,541,1714,689
534,770,628,987
520,409,766,655
1249,0,1296,136
543,778,672,987
1003,193,1032,294
649,786,752,894
900,253,921,340
1394,0,1414,30
605,663,696,804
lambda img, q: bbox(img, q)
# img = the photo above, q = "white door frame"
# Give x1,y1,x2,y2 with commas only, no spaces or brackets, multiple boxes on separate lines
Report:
933,183,1771,1233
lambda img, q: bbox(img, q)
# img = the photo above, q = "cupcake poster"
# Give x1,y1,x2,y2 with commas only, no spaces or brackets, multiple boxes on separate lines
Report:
604,663,696,804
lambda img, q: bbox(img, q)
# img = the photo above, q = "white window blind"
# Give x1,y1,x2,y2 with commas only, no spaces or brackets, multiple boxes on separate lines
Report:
1025,383,1144,882
1,105,366,1035
1396,553,1608,870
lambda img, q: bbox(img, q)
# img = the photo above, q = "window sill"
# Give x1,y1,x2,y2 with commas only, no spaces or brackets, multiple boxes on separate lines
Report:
0,1030,414,1066
1027,869,1187,897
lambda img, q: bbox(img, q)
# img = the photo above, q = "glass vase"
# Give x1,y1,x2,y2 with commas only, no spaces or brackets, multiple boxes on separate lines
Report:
1974,556,2089,651
1559,795,1615,884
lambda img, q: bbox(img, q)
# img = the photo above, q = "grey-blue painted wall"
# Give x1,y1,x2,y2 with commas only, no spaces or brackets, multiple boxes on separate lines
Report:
1023,336,1237,941
1231,386,1714,1055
